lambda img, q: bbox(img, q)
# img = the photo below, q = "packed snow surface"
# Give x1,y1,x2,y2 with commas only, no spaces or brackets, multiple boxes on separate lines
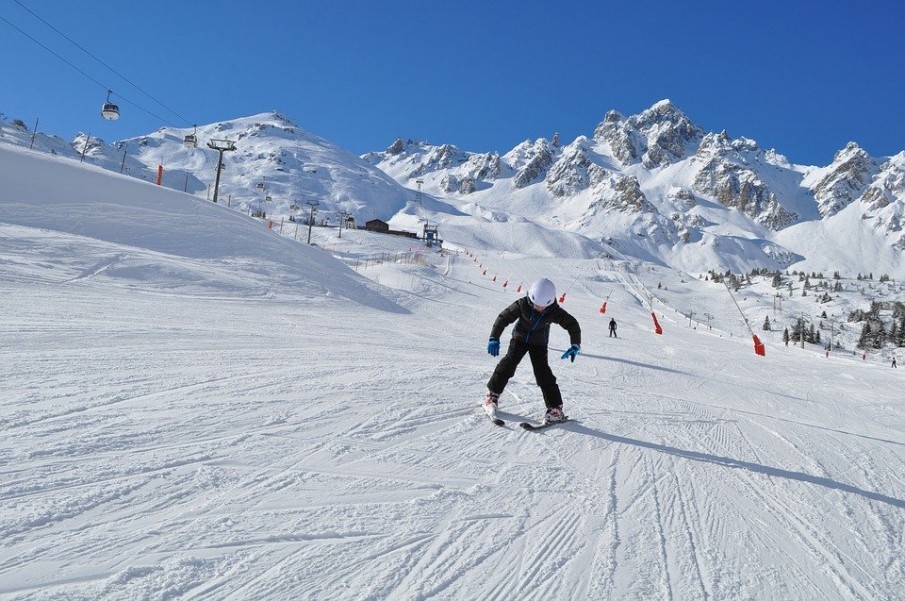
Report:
1,145,903,599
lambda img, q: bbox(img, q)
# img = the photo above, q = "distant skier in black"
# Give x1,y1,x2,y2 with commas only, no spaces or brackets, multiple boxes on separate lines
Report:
893,356,898,368
609,318,618,338
483,278,581,425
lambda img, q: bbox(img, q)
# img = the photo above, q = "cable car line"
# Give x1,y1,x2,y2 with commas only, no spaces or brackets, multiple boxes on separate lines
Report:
2,2,196,130
11,0,193,127
0,14,169,125
0,14,108,94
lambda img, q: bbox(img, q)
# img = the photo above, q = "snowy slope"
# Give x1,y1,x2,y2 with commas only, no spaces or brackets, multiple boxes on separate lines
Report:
0,145,403,312
1,144,904,600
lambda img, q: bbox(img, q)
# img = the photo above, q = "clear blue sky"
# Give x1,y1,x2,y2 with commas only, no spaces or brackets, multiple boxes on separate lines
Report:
2,0,903,165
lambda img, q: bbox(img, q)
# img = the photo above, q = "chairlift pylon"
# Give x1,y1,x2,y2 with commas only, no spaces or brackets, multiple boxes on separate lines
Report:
101,90,120,121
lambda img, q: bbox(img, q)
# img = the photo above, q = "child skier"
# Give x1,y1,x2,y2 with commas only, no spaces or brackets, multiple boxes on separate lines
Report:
483,277,581,424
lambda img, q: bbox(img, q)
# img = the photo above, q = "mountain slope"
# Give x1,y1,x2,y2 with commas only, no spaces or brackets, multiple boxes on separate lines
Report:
3,102,904,278
1,142,904,600
0,144,403,311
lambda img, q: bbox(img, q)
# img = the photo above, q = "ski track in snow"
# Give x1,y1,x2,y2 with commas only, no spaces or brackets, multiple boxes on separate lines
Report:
3,266,905,600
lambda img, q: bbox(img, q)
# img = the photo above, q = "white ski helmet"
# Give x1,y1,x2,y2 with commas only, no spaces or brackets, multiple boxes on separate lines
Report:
527,278,557,308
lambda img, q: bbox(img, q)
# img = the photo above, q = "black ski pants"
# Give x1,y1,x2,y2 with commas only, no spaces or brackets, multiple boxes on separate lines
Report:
487,339,563,409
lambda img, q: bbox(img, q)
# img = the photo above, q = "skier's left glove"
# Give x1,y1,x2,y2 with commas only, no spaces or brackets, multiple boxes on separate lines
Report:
487,338,500,357
561,344,581,362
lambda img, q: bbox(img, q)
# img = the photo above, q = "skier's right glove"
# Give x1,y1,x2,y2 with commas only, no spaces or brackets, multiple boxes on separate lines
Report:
487,338,500,357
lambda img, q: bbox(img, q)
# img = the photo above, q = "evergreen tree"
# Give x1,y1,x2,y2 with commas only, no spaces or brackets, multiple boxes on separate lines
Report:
875,321,887,349
763,316,771,331
858,323,872,349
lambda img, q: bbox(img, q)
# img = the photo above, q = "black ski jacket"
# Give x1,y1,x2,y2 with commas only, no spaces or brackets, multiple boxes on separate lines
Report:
490,297,581,347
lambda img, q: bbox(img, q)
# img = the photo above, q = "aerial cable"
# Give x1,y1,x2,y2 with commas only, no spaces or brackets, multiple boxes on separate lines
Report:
0,14,108,92
0,14,171,125
11,0,192,127
4,1,193,128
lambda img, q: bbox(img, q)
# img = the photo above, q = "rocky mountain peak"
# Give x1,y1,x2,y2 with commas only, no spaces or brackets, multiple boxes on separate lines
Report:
545,137,596,197
594,100,703,169
859,152,905,248
593,110,639,166
386,138,406,155
506,138,556,189
811,141,880,218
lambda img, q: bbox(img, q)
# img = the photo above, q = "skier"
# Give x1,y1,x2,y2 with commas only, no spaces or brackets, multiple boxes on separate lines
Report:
483,277,581,424
609,318,618,338
893,356,898,368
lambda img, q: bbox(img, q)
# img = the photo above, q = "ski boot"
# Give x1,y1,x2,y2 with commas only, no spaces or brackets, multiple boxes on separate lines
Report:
483,391,500,419
543,406,567,425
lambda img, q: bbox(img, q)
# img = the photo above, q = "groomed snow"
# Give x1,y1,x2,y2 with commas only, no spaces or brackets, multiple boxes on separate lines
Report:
1,144,903,600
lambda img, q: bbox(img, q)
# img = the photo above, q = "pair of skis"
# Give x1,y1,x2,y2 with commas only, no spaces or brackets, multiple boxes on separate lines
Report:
485,407,568,431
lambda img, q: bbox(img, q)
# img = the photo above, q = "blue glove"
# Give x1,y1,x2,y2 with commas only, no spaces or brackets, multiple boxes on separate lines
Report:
487,338,500,357
561,344,581,362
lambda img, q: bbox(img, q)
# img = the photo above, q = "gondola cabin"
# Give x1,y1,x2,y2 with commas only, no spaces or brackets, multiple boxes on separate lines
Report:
101,102,120,120
101,91,119,120
184,126,198,148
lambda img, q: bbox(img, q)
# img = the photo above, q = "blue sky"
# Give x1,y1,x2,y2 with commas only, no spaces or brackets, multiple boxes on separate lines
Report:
1,0,903,165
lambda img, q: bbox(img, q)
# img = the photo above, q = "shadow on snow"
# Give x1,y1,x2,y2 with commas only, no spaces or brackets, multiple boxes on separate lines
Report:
565,422,905,510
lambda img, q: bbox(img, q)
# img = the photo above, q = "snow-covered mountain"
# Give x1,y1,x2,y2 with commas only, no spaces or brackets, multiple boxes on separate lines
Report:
364,100,905,277
2,101,904,279
0,111,442,230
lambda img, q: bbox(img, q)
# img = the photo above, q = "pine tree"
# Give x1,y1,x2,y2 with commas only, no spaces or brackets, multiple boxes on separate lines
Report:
763,316,771,331
875,321,887,349
858,323,872,349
